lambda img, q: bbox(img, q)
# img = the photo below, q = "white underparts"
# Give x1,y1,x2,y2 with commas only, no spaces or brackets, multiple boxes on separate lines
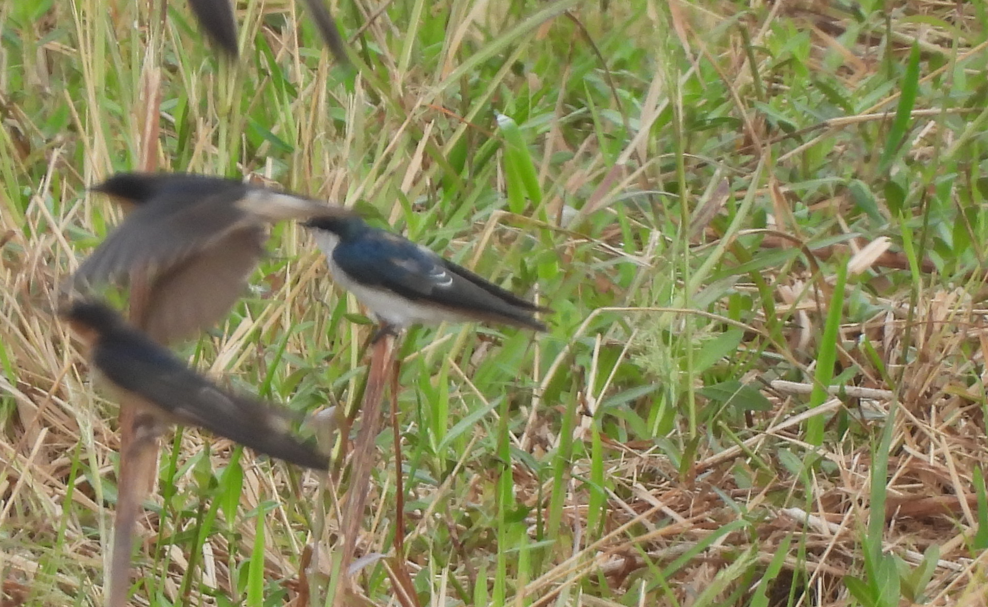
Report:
310,229,465,328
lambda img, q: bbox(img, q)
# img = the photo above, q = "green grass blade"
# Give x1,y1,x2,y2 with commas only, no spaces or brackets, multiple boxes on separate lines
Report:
807,261,847,445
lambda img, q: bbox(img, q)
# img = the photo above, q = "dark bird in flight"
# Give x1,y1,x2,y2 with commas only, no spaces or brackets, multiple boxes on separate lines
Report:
61,299,329,470
73,171,354,345
68,173,347,607
187,0,349,65
304,215,548,334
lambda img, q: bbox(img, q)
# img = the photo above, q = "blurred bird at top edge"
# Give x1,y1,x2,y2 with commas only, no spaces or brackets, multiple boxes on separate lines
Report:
186,0,349,65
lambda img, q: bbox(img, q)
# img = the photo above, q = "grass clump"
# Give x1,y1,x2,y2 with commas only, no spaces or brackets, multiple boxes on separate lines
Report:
2,0,988,605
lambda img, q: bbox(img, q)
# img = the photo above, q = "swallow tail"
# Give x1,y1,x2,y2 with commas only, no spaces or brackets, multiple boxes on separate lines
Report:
443,260,550,314
467,305,548,332
442,261,549,331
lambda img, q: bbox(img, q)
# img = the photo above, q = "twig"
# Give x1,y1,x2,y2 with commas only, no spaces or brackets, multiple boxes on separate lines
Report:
107,19,163,606
770,380,894,400
337,333,395,597
386,355,420,606
390,356,405,556
108,415,160,607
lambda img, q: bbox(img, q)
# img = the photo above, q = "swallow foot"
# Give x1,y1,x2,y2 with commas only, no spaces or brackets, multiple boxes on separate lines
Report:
369,324,400,344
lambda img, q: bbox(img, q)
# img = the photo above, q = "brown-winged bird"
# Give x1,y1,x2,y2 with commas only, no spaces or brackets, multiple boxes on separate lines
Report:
187,0,348,64
74,172,353,345
68,172,348,607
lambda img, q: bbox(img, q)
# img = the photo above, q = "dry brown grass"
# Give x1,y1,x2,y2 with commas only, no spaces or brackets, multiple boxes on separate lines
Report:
3,0,988,605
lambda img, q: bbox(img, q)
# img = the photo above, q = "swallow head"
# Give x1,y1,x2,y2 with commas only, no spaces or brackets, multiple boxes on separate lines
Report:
89,173,166,206
303,215,370,257
59,299,125,345
303,215,368,239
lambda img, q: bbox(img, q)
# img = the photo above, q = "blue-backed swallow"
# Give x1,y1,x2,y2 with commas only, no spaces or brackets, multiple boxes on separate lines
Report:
303,215,548,333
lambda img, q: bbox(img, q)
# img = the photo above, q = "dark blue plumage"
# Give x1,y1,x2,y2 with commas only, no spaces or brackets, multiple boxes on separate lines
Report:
304,216,548,331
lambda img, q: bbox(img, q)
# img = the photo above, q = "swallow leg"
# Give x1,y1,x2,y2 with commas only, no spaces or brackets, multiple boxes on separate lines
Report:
354,324,399,363
369,323,400,345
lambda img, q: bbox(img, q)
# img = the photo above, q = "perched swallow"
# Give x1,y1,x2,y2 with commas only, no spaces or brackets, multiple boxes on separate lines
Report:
61,299,329,470
72,172,353,345
304,216,548,332
187,0,349,65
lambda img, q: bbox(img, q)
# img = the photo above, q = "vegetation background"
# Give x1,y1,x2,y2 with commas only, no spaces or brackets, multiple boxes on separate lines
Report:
2,0,988,605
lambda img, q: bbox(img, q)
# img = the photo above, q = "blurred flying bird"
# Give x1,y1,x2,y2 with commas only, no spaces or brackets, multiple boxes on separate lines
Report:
187,0,238,55
61,298,329,470
186,0,349,64
70,172,348,607
304,215,548,334
73,172,354,345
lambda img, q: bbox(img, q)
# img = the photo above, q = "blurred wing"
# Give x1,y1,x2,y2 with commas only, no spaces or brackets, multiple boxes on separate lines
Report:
73,187,248,289
236,189,346,222
140,227,265,345
177,385,329,470
301,0,349,65
95,337,328,470
187,0,239,56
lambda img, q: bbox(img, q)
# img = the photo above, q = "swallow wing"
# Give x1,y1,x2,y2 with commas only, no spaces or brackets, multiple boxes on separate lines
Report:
73,185,251,289
440,259,549,313
187,0,239,56
334,231,547,330
93,335,328,470
301,0,348,65
139,226,266,345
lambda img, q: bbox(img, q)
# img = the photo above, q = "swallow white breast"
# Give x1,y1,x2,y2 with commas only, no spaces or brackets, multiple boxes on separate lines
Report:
310,229,465,328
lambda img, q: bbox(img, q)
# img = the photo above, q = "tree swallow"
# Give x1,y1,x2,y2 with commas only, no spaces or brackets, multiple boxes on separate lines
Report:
61,299,329,470
72,172,354,345
303,216,548,333
186,0,348,64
